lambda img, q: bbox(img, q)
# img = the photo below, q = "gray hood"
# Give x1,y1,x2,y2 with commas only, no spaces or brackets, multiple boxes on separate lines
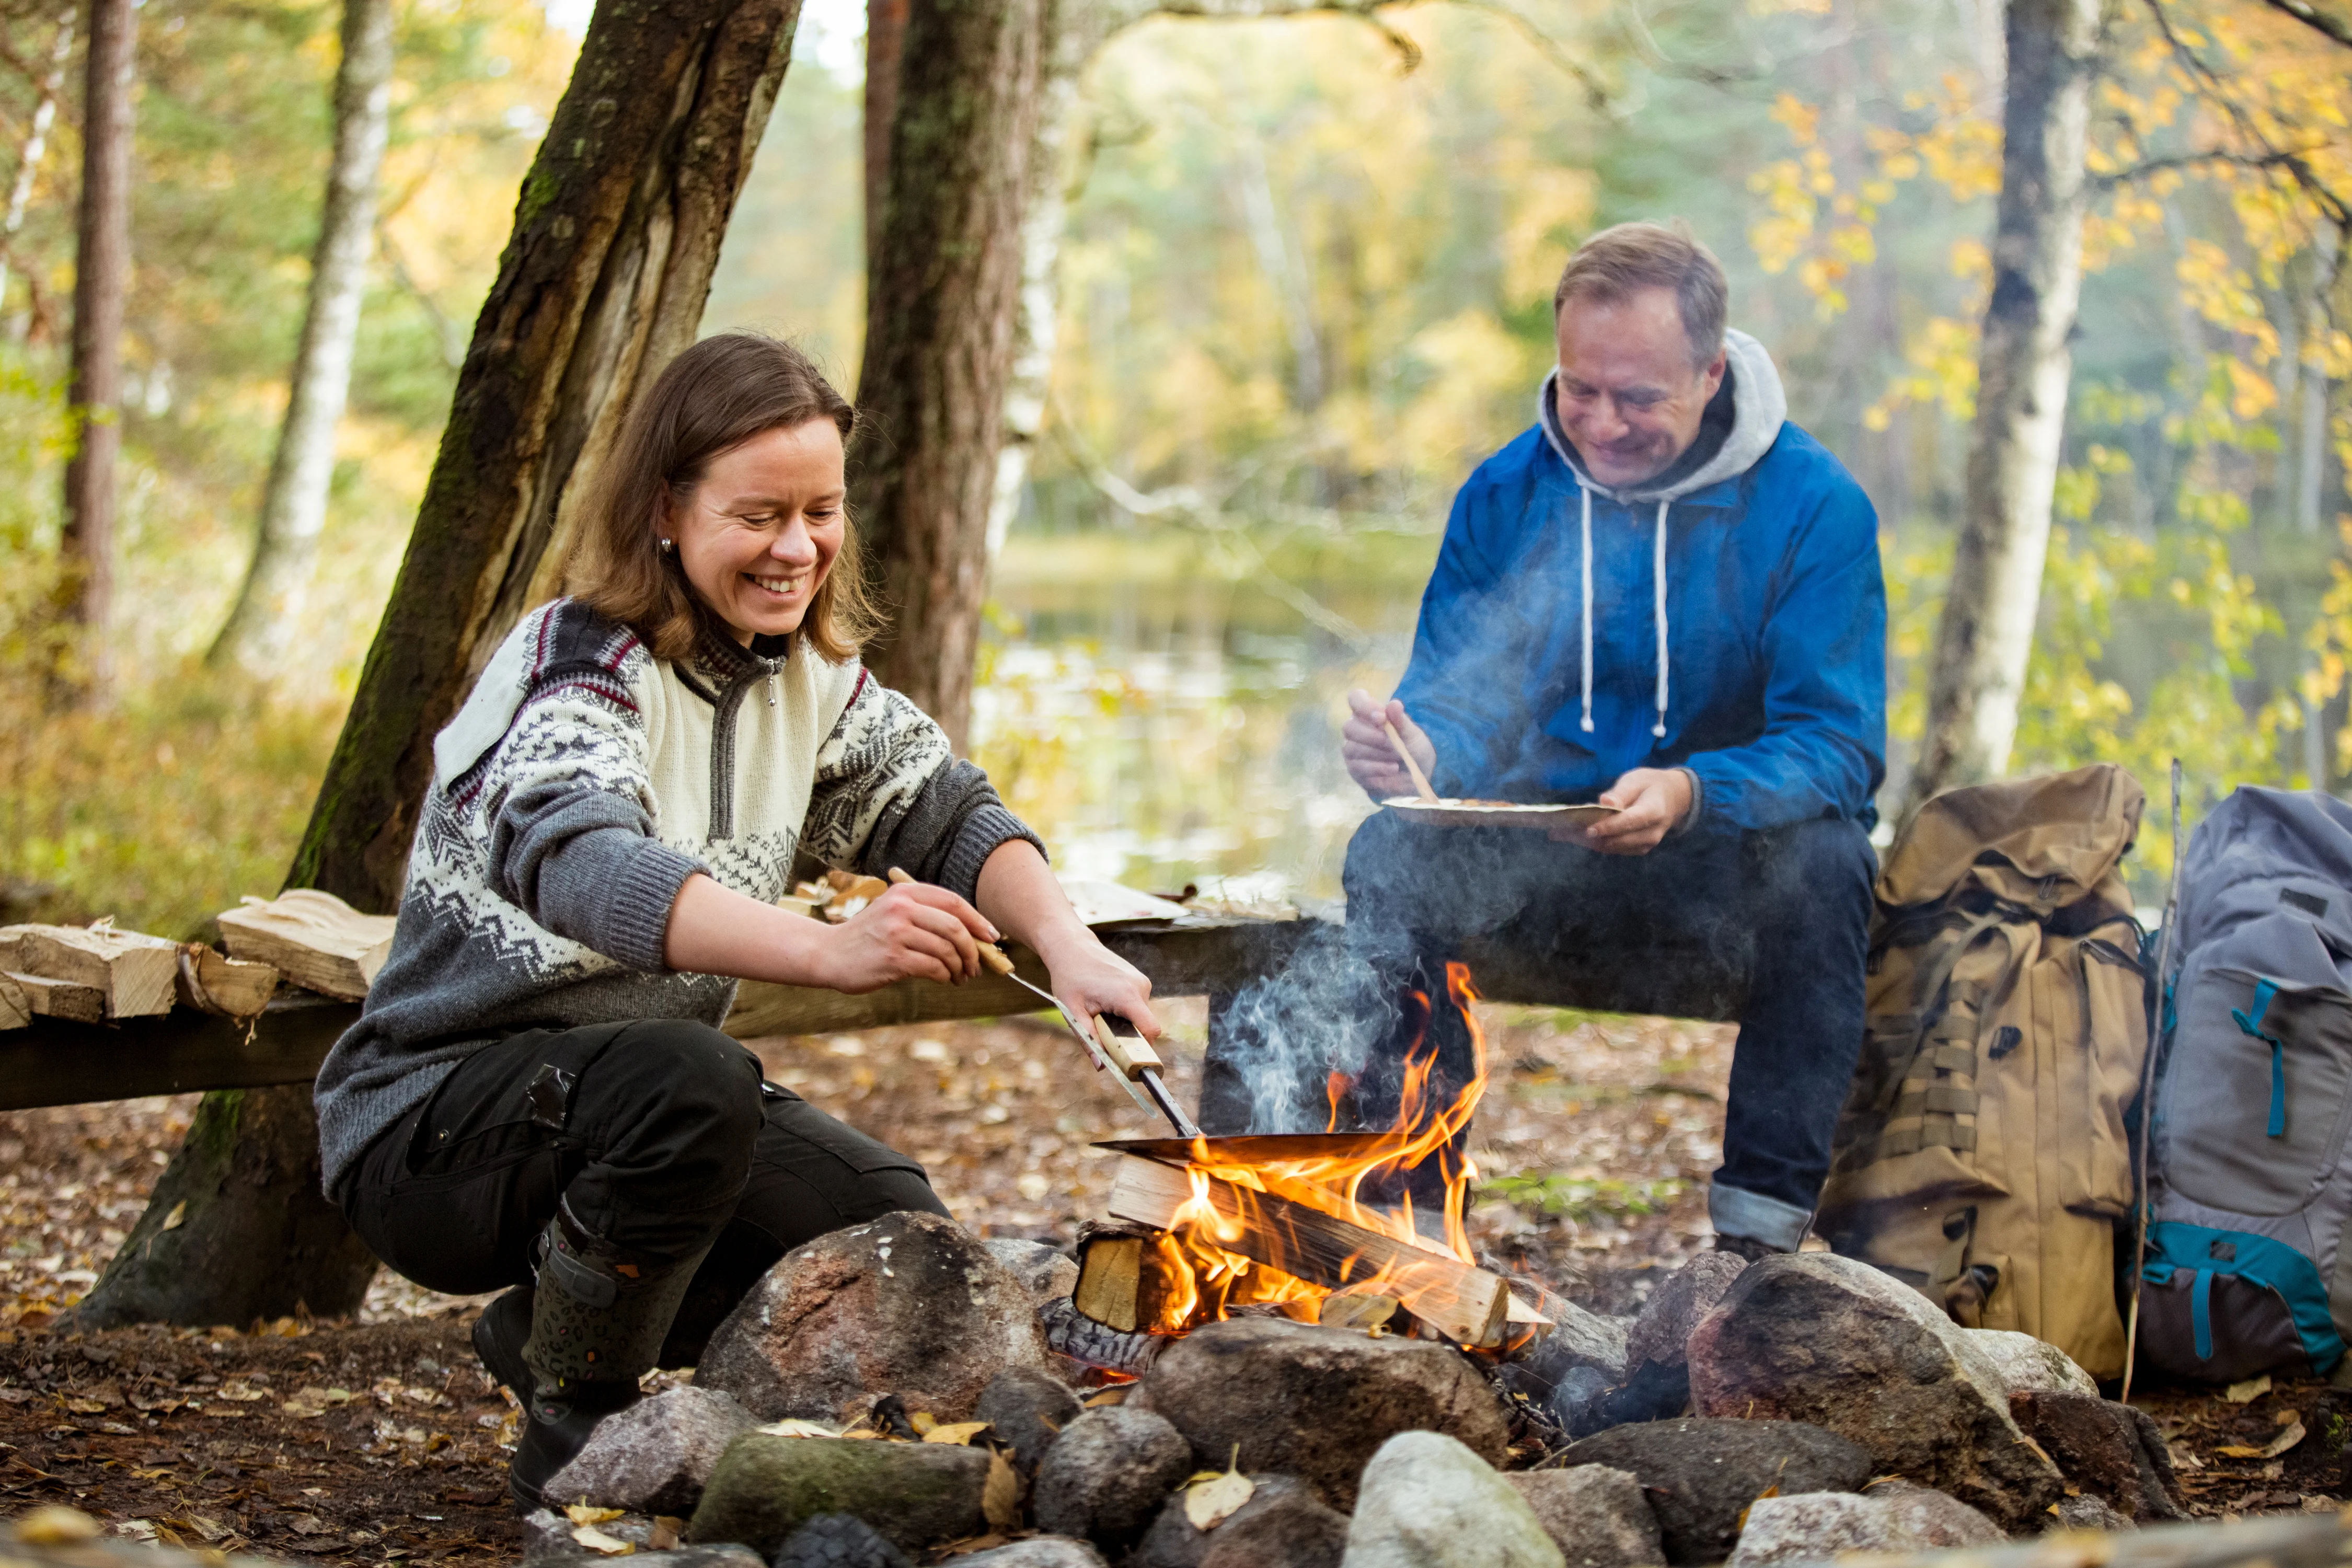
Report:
1537,327,1788,503
1532,328,1789,746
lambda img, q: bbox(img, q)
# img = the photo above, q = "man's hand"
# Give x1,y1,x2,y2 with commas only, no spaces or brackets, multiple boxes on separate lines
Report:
1561,767,1694,855
1342,689,1438,800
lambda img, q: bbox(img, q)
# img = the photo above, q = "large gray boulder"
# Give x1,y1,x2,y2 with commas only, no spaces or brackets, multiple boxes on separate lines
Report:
1966,1329,2099,1397
1135,1475,1346,1568
1551,1418,1874,1566
1685,1253,2066,1530
696,1210,1051,1424
1136,1317,1511,1511
1725,1484,2005,1566
541,1386,757,1515
1031,1407,1195,1549
1623,1252,1747,1371
685,1432,991,1554
1505,1466,1666,1568
1339,1432,1565,1568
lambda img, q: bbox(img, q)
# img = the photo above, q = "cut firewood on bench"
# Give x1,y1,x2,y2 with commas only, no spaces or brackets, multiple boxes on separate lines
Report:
9,970,106,1024
175,943,281,1020
216,890,395,1002
0,922,182,1018
0,971,28,1031
1103,1150,1514,1348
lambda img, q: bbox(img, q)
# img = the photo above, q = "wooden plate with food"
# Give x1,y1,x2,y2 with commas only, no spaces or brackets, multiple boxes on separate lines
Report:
1381,797,1622,829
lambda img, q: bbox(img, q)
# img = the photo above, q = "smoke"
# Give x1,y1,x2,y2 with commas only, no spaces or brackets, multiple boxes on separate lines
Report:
1215,921,1417,1133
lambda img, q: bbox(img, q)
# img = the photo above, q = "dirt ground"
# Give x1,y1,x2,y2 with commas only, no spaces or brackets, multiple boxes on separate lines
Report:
0,997,2338,1563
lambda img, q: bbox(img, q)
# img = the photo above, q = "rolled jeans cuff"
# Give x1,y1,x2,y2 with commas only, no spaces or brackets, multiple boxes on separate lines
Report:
1710,1180,1812,1253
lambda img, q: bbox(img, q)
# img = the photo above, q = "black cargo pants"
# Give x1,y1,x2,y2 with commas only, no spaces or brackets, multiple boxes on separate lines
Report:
342,1018,948,1365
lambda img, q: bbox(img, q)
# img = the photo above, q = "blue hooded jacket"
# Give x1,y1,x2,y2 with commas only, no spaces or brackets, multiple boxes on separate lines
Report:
1394,330,1887,834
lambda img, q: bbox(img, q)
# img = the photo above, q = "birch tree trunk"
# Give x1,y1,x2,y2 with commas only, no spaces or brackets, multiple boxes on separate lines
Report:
205,0,397,675
74,0,805,1329
1903,0,2107,815
0,10,74,327
56,0,134,701
850,0,1047,746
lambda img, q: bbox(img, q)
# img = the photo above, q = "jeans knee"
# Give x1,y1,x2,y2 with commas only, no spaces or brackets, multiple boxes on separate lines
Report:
1754,819,1874,916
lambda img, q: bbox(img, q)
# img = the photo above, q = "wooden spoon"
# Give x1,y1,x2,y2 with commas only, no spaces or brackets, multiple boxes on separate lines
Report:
1383,717,1439,802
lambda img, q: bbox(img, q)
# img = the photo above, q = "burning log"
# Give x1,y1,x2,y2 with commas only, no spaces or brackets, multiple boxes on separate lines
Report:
1039,1295,1163,1378
1105,1153,1512,1350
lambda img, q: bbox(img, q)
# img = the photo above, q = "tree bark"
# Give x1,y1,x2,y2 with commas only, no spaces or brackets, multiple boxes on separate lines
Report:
1903,0,2107,816
206,0,397,675
56,0,133,700
862,0,908,270
849,0,1047,746
75,0,804,1329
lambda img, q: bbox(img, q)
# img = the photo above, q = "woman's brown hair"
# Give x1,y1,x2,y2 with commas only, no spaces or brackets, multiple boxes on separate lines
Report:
567,332,880,664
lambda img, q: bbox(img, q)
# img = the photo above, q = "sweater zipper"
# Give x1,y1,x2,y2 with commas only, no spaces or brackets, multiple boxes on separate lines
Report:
707,656,783,841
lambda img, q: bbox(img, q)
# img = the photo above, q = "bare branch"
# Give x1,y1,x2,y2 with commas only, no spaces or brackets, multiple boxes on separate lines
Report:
2140,0,2352,232
2094,147,2316,187
2252,0,2352,51
1442,0,1610,108
1148,0,1422,69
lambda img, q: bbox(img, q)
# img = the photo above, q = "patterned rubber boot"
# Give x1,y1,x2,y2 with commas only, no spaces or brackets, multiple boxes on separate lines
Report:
509,1206,707,1509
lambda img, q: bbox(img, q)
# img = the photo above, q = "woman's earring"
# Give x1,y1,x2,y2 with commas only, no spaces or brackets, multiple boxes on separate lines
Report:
659,537,675,552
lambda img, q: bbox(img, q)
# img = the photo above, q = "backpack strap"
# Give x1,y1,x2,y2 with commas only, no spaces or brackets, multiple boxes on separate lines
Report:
2232,979,2287,1138
1850,906,2015,1166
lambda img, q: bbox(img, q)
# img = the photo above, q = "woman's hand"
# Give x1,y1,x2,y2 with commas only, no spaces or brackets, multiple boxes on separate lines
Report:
811,881,996,992
1041,932,1162,1043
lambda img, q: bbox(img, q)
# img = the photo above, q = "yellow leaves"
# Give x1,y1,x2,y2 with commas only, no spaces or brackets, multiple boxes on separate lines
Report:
1185,1449,1256,1530
982,1448,1023,1532
1499,168,1596,307
2222,1374,2272,1403
2215,1418,2305,1460
2224,359,2278,422
924,1422,990,1446
1771,94,1821,145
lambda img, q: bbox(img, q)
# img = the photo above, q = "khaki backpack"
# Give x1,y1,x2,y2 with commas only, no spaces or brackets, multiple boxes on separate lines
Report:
1817,764,2149,1378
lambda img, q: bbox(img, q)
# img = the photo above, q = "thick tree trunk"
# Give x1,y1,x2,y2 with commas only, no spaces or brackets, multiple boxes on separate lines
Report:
56,0,133,700
1904,0,2106,815
206,0,397,674
850,0,1047,746
76,0,803,1329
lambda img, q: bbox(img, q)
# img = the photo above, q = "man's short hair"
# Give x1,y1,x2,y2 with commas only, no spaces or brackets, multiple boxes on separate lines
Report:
1553,221,1728,370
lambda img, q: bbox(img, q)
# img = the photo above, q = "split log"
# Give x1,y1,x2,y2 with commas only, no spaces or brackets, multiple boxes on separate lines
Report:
0,971,28,1030
8,971,106,1023
215,890,393,1001
1073,1223,1187,1335
0,923,179,1017
175,944,280,1020
1106,1154,1511,1348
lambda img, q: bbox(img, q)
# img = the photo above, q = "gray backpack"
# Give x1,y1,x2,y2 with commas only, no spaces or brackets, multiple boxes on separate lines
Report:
2143,786,2352,1382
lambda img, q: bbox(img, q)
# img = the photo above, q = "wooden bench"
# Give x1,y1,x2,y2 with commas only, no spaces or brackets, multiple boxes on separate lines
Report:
0,912,1745,1115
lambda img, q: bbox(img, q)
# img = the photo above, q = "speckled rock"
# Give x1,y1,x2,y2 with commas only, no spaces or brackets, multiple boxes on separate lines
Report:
541,1386,756,1515
1552,1418,1874,1566
1138,1317,1511,1511
1339,1432,1564,1568
1505,1466,1665,1568
985,1237,1081,1306
1135,1475,1345,1568
684,1432,990,1553
1032,1406,1195,1548
696,1210,1051,1424
1686,1253,2065,1530
1624,1252,1748,1371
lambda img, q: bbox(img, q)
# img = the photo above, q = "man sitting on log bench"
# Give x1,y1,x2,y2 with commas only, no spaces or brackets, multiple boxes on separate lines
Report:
1210,221,1886,1262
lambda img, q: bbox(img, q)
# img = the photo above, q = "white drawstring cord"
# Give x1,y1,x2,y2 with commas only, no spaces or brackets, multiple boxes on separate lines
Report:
1579,485,1595,734
1653,500,1670,739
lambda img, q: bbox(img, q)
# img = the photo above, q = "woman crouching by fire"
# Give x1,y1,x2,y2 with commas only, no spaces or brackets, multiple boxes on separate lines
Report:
312,332,1159,1505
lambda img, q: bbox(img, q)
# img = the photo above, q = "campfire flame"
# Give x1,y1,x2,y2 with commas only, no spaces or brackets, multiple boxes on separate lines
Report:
1143,961,1489,1334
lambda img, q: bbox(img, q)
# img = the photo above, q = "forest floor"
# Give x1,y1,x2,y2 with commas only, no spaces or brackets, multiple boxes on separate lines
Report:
0,998,2341,1564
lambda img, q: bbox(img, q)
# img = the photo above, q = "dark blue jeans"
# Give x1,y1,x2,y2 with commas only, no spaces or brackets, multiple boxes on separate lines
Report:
1202,811,1875,1249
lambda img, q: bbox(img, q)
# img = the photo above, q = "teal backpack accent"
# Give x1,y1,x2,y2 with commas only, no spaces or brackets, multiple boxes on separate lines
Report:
2141,1220,2343,1375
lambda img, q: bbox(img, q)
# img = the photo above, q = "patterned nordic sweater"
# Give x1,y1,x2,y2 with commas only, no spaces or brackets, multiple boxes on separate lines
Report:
312,598,1041,1198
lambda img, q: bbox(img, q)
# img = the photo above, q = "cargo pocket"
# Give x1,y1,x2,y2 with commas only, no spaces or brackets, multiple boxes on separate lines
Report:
2139,1222,2345,1383
2058,935,2145,1219
2162,963,2352,1216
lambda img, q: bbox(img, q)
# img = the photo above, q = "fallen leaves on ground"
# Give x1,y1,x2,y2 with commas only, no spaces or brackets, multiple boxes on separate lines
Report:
1184,1449,1254,1531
